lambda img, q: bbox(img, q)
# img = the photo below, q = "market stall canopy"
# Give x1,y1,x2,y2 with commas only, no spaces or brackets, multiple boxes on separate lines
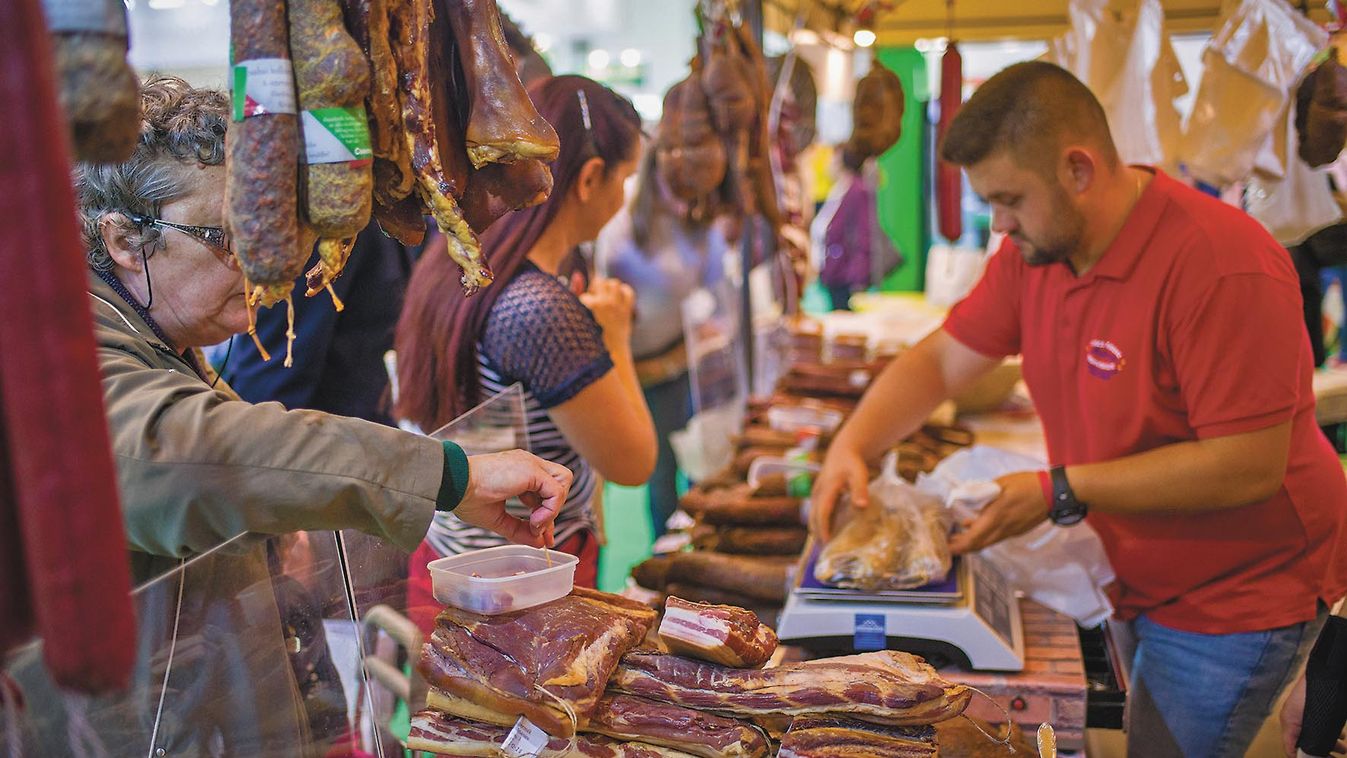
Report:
765,0,1334,45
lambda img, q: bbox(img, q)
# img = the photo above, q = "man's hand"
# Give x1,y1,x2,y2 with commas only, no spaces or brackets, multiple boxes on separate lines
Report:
455,450,573,548
948,471,1049,555
809,445,871,542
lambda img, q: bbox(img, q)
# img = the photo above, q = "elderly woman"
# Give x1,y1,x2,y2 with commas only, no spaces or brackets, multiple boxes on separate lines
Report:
83,75,569,574
12,75,570,755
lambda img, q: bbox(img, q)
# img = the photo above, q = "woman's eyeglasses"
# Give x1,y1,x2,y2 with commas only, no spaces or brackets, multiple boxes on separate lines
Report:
125,212,236,267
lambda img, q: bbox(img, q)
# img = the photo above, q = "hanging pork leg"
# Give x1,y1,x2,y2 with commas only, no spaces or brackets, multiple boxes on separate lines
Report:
459,158,553,233
442,0,559,168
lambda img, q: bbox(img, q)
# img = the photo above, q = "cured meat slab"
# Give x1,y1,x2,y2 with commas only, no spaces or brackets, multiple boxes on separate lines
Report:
608,650,971,727
418,590,653,736
584,693,769,758
692,524,807,556
664,552,793,604
681,485,803,527
777,717,937,758
658,597,777,668
408,710,696,757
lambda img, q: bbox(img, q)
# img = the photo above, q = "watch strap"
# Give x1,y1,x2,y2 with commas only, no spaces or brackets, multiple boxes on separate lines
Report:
1049,465,1087,525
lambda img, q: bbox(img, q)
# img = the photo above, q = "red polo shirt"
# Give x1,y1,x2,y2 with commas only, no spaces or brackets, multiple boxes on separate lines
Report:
944,169,1347,634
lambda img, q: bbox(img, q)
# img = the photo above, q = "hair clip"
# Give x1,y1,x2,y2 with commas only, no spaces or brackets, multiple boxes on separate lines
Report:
577,89,594,133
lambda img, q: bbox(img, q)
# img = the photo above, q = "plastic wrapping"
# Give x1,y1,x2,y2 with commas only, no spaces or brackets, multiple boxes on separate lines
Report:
1247,96,1343,246
1180,0,1326,187
917,446,1116,627
1045,0,1186,170
815,452,952,591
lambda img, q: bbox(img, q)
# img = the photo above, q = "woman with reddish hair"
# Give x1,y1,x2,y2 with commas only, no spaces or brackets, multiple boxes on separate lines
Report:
397,76,656,627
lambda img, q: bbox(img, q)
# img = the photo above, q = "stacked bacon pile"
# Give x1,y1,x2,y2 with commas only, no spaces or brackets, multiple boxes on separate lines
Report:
408,587,973,756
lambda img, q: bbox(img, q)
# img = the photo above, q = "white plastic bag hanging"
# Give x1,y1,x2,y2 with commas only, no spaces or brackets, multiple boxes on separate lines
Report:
1247,97,1344,246
1046,0,1187,170
1180,0,1327,187
916,446,1117,627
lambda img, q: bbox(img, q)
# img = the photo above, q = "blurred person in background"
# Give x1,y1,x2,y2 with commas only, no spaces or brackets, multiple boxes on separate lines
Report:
597,146,729,537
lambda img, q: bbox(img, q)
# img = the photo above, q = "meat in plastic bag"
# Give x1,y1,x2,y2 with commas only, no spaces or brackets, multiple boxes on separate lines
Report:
814,452,951,591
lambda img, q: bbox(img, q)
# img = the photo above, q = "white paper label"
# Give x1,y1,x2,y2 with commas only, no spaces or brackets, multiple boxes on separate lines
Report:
501,716,549,758
232,59,297,120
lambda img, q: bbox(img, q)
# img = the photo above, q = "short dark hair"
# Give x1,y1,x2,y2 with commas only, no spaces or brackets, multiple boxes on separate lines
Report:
939,61,1118,172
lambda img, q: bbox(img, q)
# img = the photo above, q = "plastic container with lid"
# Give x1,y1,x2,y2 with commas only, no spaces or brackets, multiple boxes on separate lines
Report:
428,545,577,615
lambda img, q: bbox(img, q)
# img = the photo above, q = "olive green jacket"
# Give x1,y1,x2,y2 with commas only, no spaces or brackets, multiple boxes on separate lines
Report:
87,272,440,581
17,274,448,756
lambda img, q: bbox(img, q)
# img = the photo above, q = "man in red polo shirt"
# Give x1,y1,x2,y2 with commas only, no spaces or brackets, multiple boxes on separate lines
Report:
811,61,1347,756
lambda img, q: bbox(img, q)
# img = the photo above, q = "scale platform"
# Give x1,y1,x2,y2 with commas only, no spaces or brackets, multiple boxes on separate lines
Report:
777,546,1025,672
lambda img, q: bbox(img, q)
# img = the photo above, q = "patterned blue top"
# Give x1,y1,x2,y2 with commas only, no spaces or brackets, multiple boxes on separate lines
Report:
425,262,613,556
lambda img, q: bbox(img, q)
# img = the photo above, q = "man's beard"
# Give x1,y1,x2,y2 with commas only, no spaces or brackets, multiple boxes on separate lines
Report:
1016,197,1084,267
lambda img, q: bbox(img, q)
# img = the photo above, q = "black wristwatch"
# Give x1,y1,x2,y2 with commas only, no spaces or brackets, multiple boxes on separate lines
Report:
1048,465,1088,526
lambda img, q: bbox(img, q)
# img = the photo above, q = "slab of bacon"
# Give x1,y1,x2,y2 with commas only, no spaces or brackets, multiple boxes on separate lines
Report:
658,597,777,668
777,717,938,758
408,710,698,757
608,650,971,727
417,589,654,737
584,693,769,758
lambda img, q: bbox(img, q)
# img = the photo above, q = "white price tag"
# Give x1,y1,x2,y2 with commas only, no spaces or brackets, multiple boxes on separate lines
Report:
501,716,550,758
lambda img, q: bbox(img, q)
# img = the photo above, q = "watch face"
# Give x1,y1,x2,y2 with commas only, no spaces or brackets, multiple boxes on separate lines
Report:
1051,506,1086,526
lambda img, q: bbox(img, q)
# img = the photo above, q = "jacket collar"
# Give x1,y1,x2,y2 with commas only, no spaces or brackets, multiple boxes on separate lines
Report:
88,270,168,350
87,270,216,383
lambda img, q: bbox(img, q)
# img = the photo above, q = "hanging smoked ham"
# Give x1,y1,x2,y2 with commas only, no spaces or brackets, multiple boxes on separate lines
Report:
0,0,134,692
937,42,963,242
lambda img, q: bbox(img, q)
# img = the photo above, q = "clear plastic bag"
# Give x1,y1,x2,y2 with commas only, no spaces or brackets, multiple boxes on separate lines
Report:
815,452,952,591
917,446,1116,627
1180,0,1327,187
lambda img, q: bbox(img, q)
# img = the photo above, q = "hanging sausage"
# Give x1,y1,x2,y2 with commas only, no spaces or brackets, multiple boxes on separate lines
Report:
0,0,135,693
937,41,964,242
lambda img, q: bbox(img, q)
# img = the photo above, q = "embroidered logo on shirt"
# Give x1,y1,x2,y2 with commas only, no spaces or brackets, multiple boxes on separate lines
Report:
1086,339,1126,380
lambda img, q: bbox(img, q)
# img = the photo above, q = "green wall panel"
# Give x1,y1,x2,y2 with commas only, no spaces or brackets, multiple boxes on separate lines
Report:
873,47,929,292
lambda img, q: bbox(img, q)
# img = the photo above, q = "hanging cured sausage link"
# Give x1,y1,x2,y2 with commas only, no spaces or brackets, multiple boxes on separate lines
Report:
936,42,963,242
0,0,134,692
443,0,560,168
42,0,140,163
290,0,374,308
225,0,305,313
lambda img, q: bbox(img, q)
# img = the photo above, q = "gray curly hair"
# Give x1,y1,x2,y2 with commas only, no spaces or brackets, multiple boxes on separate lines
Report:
78,74,228,271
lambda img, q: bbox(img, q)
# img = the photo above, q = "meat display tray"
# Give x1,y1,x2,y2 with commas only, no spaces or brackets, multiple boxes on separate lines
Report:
792,543,964,604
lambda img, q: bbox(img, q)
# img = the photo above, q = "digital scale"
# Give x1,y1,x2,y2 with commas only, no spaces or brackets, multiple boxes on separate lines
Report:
776,545,1026,672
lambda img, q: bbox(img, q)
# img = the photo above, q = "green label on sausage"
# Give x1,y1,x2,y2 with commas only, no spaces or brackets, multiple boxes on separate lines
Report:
301,107,373,165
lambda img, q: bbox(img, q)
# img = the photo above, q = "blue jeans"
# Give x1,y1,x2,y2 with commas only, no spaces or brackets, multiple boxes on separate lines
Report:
1126,608,1327,757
